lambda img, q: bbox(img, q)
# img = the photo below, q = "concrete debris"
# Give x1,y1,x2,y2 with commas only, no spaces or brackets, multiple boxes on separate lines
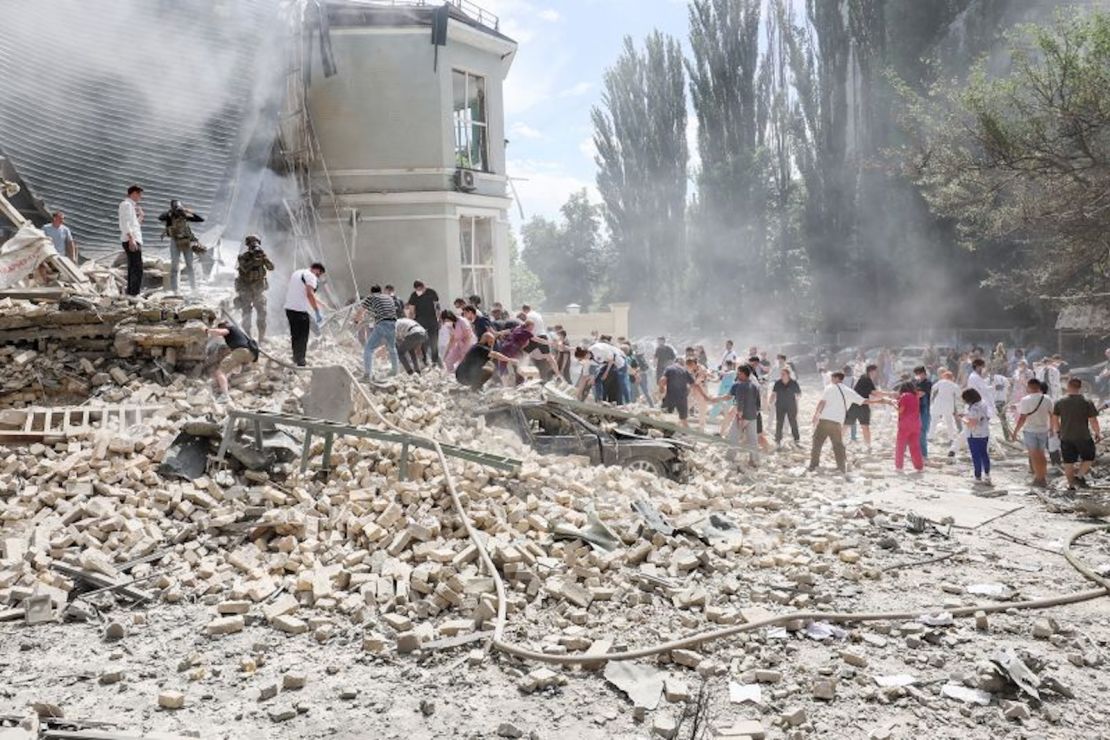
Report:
603,661,664,710
941,682,992,706
0,296,1107,738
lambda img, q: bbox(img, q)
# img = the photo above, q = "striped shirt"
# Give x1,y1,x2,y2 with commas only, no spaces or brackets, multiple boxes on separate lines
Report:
361,293,397,322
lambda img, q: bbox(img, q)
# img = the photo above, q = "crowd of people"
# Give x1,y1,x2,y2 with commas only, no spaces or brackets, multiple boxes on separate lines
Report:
255,261,1106,492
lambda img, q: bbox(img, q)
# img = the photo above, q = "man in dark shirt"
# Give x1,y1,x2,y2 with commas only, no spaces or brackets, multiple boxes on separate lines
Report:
456,332,517,391
407,280,441,366
657,358,709,427
847,364,880,451
1052,378,1102,490
654,337,677,381
721,365,761,465
914,365,933,458
464,305,494,340
206,320,258,403
770,368,802,446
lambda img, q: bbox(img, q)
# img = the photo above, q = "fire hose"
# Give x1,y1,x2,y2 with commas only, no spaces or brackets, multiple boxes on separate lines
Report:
243,332,1110,666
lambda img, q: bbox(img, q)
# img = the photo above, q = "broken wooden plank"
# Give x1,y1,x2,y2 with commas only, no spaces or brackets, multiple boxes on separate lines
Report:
48,561,152,602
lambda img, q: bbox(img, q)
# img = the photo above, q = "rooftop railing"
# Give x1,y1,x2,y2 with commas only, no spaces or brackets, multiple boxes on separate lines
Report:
348,0,499,32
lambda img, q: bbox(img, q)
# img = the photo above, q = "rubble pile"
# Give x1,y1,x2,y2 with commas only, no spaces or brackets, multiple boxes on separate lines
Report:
0,297,215,401
2,336,1109,737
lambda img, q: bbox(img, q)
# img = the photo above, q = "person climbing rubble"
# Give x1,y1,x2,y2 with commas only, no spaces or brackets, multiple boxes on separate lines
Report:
455,331,518,390
205,320,259,403
157,199,204,293
234,234,274,343
283,262,327,367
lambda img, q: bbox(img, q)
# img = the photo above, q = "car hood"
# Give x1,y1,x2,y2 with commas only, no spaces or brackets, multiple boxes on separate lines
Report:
611,428,689,450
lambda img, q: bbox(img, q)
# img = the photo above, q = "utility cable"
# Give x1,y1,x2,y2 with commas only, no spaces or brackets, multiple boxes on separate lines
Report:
228,335,1110,666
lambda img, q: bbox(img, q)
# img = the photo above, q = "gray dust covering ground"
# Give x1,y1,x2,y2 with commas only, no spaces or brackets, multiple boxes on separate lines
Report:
2,345,1109,740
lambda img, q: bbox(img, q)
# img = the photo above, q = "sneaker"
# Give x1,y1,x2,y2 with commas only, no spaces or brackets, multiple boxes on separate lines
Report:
1076,477,1090,489
214,393,230,404
983,475,993,487
1032,478,1048,489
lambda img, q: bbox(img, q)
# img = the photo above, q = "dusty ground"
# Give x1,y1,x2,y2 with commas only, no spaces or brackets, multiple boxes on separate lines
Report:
2,373,1109,740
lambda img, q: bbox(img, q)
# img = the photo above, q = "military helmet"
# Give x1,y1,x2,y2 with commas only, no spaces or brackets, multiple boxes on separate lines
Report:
244,234,262,248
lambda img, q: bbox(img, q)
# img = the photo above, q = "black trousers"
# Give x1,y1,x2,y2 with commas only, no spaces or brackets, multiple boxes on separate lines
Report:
286,309,310,366
776,405,800,442
397,334,424,374
121,242,143,295
419,322,440,366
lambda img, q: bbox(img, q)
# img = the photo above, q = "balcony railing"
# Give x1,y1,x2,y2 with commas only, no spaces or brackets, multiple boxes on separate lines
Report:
348,0,499,32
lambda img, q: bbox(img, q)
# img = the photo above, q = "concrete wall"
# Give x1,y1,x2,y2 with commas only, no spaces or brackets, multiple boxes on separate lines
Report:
305,17,515,308
545,304,631,343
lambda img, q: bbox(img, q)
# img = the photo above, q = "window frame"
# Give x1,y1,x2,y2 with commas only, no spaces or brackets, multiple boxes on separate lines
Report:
452,69,489,173
459,214,495,302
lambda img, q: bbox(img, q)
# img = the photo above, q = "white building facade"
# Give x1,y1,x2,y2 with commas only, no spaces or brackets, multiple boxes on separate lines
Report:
307,1,516,305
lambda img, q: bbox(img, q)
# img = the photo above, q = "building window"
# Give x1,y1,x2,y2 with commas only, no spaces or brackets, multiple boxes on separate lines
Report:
453,70,488,172
460,216,494,302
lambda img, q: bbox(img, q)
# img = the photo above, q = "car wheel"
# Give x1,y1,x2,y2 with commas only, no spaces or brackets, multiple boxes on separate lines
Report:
625,457,666,476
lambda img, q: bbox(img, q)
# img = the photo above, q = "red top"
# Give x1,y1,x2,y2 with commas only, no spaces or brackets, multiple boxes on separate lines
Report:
898,391,921,428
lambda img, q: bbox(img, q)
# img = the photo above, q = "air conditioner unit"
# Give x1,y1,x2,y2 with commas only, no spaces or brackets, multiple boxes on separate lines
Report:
455,169,477,192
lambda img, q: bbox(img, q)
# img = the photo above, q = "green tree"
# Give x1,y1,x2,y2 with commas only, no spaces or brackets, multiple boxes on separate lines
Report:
897,10,1110,304
521,189,606,311
686,0,764,321
508,230,545,308
592,31,688,315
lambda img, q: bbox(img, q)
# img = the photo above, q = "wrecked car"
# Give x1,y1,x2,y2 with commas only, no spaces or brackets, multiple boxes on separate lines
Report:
479,400,688,481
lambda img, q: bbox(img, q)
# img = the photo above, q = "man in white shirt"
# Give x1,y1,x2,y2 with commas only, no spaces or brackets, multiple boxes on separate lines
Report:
576,341,626,403
117,185,144,295
931,369,962,457
966,358,995,416
1011,377,1052,488
808,371,870,473
282,262,327,367
718,340,738,371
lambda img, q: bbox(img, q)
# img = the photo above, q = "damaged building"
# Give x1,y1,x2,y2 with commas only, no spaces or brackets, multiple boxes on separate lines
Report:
0,0,517,307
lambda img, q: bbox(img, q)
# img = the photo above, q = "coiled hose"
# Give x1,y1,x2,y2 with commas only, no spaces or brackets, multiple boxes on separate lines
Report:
246,337,1110,665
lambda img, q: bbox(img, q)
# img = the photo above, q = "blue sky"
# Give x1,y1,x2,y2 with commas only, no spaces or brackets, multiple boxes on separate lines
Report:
485,0,692,228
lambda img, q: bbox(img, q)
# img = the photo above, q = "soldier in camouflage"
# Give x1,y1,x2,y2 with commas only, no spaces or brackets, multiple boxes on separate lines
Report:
235,234,274,342
157,199,204,293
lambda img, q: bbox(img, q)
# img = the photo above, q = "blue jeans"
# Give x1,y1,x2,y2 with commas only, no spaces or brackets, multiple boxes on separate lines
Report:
363,321,398,376
617,365,630,405
968,436,990,478
919,409,931,458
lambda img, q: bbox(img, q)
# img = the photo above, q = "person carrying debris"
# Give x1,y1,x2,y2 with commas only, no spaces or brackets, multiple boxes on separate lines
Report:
118,184,145,296
395,307,428,375
455,331,518,391
283,262,327,367
234,234,274,342
657,357,711,427
158,199,204,293
356,284,400,379
808,371,872,474
407,280,441,367
206,320,259,404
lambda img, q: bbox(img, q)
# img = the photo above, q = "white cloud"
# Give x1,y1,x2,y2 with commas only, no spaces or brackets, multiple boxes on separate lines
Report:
538,8,560,22
558,81,594,98
510,122,544,140
507,158,599,227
